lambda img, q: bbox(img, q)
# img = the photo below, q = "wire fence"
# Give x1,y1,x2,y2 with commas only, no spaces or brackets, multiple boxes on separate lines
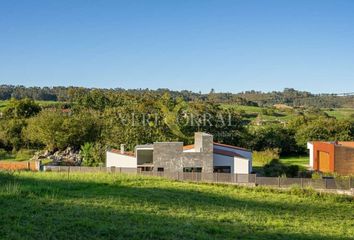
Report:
43,166,354,191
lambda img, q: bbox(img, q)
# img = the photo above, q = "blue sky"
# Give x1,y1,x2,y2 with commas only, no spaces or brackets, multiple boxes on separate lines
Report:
0,0,354,93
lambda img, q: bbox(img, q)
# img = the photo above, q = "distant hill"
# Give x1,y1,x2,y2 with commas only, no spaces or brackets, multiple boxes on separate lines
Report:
0,85,353,108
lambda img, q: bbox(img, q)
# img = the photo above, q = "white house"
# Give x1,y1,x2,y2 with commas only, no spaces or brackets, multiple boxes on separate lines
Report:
106,133,252,174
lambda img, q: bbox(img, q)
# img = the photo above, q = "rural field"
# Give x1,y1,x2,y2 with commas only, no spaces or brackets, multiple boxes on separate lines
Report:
0,172,353,240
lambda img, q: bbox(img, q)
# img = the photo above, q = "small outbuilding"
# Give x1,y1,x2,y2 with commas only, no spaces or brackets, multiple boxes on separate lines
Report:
307,141,354,175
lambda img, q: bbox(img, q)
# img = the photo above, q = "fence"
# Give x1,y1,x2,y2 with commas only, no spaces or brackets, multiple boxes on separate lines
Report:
0,161,40,171
43,166,354,191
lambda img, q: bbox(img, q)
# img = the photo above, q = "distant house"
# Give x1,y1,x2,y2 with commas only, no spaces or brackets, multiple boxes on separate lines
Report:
307,141,354,175
106,132,252,174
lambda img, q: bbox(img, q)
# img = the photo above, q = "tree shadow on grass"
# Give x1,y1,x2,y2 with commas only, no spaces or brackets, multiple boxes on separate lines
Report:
0,172,353,240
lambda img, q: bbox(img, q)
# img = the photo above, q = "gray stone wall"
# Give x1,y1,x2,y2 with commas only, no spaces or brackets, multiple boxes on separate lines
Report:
152,133,214,172
153,142,184,171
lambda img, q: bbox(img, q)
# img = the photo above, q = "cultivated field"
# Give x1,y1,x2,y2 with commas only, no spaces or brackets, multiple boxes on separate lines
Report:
0,172,353,240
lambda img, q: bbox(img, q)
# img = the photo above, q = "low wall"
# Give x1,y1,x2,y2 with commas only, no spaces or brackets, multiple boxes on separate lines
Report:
0,161,39,171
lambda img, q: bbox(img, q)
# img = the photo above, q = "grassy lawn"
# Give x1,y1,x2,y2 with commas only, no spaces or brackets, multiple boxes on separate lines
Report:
324,108,354,120
280,155,309,168
0,172,353,240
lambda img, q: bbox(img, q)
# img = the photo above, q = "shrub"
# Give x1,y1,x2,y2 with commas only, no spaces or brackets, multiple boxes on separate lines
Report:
80,142,105,167
15,149,35,161
253,148,280,166
263,159,299,177
0,148,8,159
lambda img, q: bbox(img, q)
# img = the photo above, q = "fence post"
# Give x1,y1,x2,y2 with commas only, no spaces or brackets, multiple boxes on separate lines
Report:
278,177,281,188
254,174,257,185
349,177,352,189
325,178,328,189
67,166,70,179
301,178,304,189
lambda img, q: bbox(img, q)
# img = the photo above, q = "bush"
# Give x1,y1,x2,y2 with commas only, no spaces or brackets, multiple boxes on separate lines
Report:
253,149,280,166
0,149,8,159
263,159,299,177
80,142,105,167
15,149,35,161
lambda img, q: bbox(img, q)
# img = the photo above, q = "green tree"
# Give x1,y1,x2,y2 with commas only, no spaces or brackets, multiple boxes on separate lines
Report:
4,98,41,118
0,119,27,150
295,118,354,150
24,109,101,150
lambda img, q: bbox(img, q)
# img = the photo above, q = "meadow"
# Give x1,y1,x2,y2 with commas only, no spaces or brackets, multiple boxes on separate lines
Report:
223,104,354,122
280,155,309,168
0,171,353,240
324,108,354,120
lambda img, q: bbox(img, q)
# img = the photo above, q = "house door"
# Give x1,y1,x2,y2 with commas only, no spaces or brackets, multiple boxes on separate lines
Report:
318,151,330,172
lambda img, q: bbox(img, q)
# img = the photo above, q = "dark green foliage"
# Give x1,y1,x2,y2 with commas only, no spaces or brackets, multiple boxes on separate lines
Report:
263,159,300,177
1,85,353,108
294,117,354,149
3,98,41,118
0,119,27,150
0,85,353,159
80,142,105,166
24,109,102,151
250,125,298,155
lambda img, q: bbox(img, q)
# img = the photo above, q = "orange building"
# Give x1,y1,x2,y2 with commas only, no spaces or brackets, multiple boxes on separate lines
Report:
307,141,354,175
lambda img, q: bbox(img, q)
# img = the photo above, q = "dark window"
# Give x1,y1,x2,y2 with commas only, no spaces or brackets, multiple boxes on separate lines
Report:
183,167,202,172
213,166,231,173
157,167,164,172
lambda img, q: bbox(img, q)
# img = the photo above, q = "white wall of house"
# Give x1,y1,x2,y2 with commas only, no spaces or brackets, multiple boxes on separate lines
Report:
307,142,314,169
234,157,251,174
213,154,252,174
213,154,234,173
106,151,137,168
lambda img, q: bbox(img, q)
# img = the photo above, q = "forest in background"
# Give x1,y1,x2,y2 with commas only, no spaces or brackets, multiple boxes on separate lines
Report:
0,85,353,108
0,85,353,175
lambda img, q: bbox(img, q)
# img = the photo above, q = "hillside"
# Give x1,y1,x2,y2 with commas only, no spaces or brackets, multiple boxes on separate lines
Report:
222,104,354,124
1,85,353,108
0,172,353,240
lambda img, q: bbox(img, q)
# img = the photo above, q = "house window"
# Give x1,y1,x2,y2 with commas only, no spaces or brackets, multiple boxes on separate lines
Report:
213,166,231,173
183,167,202,172
157,167,164,172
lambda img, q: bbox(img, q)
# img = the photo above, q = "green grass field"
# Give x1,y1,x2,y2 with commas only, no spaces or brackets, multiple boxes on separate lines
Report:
0,100,61,111
324,108,354,120
280,156,309,168
0,172,353,240
223,104,354,122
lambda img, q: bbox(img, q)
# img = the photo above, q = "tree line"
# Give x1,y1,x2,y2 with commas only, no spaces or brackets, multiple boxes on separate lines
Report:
0,89,353,167
1,85,353,108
